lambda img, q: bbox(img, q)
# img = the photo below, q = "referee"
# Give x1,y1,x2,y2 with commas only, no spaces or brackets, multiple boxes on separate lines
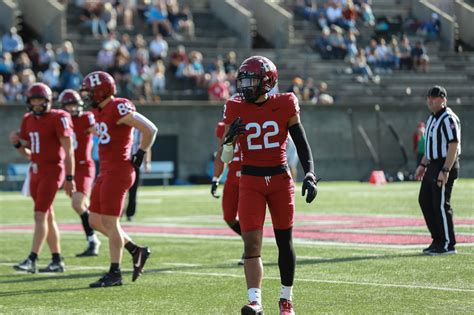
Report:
415,85,461,255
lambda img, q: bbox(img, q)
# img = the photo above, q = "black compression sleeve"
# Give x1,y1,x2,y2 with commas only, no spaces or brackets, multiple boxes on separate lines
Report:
288,123,314,174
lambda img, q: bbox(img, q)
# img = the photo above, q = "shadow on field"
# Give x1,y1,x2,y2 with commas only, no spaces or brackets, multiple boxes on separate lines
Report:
268,252,424,267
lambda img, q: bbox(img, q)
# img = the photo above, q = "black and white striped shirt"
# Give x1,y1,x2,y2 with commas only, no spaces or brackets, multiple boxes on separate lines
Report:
424,107,461,161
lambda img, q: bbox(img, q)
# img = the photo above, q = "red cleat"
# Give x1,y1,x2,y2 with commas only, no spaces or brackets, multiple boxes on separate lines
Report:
279,299,295,315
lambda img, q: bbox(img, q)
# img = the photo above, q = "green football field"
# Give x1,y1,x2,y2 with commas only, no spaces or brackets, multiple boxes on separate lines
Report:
0,180,473,314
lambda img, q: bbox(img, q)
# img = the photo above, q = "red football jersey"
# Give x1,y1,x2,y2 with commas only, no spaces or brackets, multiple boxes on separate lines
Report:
215,121,241,174
223,93,300,167
19,109,74,169
95,97,136,165
72,111,95,165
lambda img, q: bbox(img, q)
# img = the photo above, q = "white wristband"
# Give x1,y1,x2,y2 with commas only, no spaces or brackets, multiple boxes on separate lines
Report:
212,176,220,182
221,144,234,163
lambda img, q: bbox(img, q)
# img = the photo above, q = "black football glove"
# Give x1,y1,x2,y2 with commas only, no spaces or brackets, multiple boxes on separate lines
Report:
211,179,220,198
223,117,245,145
132,148,146,169
302,172,319,203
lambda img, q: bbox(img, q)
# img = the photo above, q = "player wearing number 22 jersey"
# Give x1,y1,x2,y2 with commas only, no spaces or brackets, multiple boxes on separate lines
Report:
81,71,157,288
221,56,319,315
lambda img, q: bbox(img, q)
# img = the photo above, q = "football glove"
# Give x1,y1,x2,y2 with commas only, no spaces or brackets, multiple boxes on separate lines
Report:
132,149,146,169
223,117,245,145
302,172,319,203
211,179,220,198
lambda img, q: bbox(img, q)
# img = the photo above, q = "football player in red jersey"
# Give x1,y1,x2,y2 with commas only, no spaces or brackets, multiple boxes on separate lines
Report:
9,83,76,273
221,56,318,315
58,89,101,257
211,120,244,265
80,71,158,288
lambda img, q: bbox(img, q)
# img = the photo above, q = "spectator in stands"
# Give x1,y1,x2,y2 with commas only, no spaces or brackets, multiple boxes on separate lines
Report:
117,0,136,31
1,27,24,57
19,69,36,94
188,50,206,87
360,2,375,27
315,28,333,59
388,37,401,70
151,59,166,98
38,43,56,72
170,3,195,39
96,44,115,71
0,53,14,81
344,30,358,62
56,41,75,71
224,51,238,74
208,76,230,101
3,74,23,102
302,77,317,104
317,11,329,31
110,45,131,96
413,121,425,166
169,45,187,73
132,34,149,61
101,2,117,34
146,1,173,37
328,26,347,59
287,77,304,101
129,54,152,101
120,33,134,52
149,34,168,61
341,0,357,31
411,40,429,73
41,62,61,92
59,61,83,91
420,13,441,41
399,35,413,70
14,52,32,73
103,32,121,52
351,48,380,84
316,81,334,105
24,41,41,73
326,0,343,28
375,38,392,73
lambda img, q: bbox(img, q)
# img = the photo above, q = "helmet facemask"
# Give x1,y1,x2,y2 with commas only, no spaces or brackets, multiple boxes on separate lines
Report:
80,89,98,108
237,74,264,103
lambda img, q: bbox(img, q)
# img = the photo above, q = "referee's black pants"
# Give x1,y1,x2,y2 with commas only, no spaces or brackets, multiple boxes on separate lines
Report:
126,165,141,218
418,159,458,250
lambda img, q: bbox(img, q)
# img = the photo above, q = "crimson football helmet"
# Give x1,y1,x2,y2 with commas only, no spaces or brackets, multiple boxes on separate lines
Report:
81,71,116,108
26,83,53,116
236,56,278,103
58,89,84,117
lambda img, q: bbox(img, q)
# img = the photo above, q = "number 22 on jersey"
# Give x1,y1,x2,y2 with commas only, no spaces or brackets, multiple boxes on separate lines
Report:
246,121,279,150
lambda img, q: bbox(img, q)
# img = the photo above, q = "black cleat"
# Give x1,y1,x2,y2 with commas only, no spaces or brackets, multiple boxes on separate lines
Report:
13,258,36,273
241,301,264,315
422,242,436,254
132,246,151,282
76,241,101,257
38,260,65,273
89,272,123,288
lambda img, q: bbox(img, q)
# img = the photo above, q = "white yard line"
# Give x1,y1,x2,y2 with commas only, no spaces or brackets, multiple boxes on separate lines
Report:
3,262,471,293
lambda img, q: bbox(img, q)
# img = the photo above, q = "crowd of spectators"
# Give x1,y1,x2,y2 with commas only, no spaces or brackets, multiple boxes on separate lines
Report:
296,0,435,84
0,27,82,104
287,76,334,105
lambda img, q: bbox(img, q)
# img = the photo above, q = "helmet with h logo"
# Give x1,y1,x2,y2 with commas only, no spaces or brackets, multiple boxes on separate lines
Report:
81,71,117,108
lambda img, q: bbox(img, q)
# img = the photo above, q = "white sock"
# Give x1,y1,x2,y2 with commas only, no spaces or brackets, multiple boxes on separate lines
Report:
248,288,262,304
87,234,99,244
280,285,293,301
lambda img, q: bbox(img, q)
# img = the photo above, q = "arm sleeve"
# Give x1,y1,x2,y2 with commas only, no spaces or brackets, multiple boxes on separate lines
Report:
56,112,74,138
86,111,96,128
288,123,314,175
287,93,301,117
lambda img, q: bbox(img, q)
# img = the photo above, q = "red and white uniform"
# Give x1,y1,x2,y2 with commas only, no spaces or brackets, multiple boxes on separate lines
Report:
89,98,136,216
72,111,96,195
19,109,74,212
216,121,241,222
223,93,300,232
